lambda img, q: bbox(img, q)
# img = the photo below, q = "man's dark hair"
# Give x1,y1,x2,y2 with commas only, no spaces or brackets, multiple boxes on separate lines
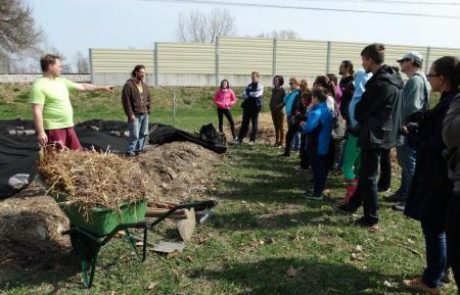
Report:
361,43,385,64
131,64,145,78
341,60,354,75
40,54,60,72
312,88,327,102
273,75,284,86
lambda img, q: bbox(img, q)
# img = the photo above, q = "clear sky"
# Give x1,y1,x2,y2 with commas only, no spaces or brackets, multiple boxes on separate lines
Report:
25,0,460,65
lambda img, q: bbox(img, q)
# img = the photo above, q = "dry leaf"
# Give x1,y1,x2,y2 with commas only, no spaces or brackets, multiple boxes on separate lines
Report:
286,266,303,277
167,251,181,259
186,256,193,262
147,282,159,290
355,245,363,252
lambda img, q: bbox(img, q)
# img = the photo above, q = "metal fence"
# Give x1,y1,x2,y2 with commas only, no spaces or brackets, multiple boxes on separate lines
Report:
90,37,460,86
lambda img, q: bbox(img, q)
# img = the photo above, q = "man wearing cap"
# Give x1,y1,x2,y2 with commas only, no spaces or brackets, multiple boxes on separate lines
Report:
385,52,430,211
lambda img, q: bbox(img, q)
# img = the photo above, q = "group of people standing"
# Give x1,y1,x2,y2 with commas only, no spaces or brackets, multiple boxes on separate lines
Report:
212,43,460,294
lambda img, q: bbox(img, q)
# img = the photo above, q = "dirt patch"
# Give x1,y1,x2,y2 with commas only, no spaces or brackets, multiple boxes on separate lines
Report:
233,112,287,145
138,141,221,204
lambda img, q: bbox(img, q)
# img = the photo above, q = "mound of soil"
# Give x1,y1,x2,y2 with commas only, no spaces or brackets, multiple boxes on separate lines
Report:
138,142,221,204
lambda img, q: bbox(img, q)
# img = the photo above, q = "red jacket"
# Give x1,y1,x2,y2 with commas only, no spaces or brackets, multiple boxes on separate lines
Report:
213,89,237,110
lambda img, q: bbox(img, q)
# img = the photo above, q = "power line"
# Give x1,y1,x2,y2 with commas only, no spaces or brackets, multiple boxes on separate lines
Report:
295,0,460,5
141,0,460,19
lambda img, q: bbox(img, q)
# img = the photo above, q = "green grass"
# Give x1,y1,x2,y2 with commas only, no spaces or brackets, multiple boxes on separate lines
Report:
2,144,457,294
0,84,457,294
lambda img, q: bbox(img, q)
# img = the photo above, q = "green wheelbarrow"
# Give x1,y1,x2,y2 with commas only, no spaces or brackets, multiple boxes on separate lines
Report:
58,199,148,288
58,197,217,289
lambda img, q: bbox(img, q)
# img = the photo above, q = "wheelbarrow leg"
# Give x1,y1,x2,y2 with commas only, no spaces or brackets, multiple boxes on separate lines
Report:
81,251,98,289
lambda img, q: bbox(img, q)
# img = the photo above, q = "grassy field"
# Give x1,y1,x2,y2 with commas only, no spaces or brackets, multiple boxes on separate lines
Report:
0,85,457,294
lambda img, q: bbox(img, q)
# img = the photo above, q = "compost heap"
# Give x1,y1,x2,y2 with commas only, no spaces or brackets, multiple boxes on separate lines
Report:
38,149,154,215
0,142,220,271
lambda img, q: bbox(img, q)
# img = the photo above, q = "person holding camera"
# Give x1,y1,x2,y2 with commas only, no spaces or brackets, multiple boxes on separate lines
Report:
403,56,460,294
385,52,430,212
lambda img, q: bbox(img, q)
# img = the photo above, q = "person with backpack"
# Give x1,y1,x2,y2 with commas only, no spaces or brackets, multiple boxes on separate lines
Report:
385,52,430,212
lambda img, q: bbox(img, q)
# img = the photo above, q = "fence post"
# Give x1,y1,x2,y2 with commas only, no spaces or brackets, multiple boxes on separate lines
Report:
425,46,432,74
215,37,220,87
272,38,277,77
326,41,332,74
154,42,159,87
88,48,93,83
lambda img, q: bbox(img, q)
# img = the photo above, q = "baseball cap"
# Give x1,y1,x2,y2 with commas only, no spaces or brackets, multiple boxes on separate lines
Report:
396,52,424,67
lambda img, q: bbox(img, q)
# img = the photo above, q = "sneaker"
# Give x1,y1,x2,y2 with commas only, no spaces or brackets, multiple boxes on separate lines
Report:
384,193,406,203
248,141,255,146
125,152,136,157
304,191,323,200
403,277,441,295
392,202,405,212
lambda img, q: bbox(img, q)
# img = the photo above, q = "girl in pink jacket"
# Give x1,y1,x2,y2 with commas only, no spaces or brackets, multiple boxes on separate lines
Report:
213,79,237,140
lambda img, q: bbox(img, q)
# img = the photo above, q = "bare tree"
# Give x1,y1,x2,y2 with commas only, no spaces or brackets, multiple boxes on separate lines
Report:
256,29,299,40
0,0,43,54
176,8,235,43
75,51,89,73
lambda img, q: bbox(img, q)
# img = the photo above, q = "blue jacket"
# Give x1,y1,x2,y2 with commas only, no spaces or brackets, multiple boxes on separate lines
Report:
301,102,333,155
284,89,301,116
349,69,372,128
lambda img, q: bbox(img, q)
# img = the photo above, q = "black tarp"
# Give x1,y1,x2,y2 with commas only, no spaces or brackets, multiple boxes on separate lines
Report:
0,135,39,198
149,123,227,154
0,120,226,198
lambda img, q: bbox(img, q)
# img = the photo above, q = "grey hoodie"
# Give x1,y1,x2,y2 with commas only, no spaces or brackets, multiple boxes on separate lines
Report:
442,93,460,193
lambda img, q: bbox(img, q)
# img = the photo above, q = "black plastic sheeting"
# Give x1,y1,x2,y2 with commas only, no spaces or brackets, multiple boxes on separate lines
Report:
0,120,226,199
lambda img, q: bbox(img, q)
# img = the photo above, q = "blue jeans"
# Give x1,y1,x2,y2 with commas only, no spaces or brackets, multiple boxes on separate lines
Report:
126,113,149,154
396,140,416,198
421,221,447,288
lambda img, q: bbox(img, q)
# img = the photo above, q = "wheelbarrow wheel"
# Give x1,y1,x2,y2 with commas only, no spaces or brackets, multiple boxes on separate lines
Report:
69,228,99,288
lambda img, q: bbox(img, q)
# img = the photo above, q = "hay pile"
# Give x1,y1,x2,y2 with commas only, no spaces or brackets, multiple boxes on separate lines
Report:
38,149,155,213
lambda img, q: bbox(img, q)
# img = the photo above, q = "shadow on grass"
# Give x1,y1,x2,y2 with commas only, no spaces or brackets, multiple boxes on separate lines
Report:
192,257,416,295
216,145,345,205
210,207,356,231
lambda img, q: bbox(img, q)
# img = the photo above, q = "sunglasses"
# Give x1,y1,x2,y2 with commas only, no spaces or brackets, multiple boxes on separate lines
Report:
426,73,440,78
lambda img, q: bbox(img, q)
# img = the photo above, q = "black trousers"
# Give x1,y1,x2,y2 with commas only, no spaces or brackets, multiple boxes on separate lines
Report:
217,108,236,138
378,148,392,191
284,117,299,156
447,194,460,294
309,151,328,196
300,134,310,169
349,148,382,224
238,105,260,142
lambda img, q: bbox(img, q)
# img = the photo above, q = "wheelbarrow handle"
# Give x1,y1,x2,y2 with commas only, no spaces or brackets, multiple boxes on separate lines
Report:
148,200,217,230
174,200,218,211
